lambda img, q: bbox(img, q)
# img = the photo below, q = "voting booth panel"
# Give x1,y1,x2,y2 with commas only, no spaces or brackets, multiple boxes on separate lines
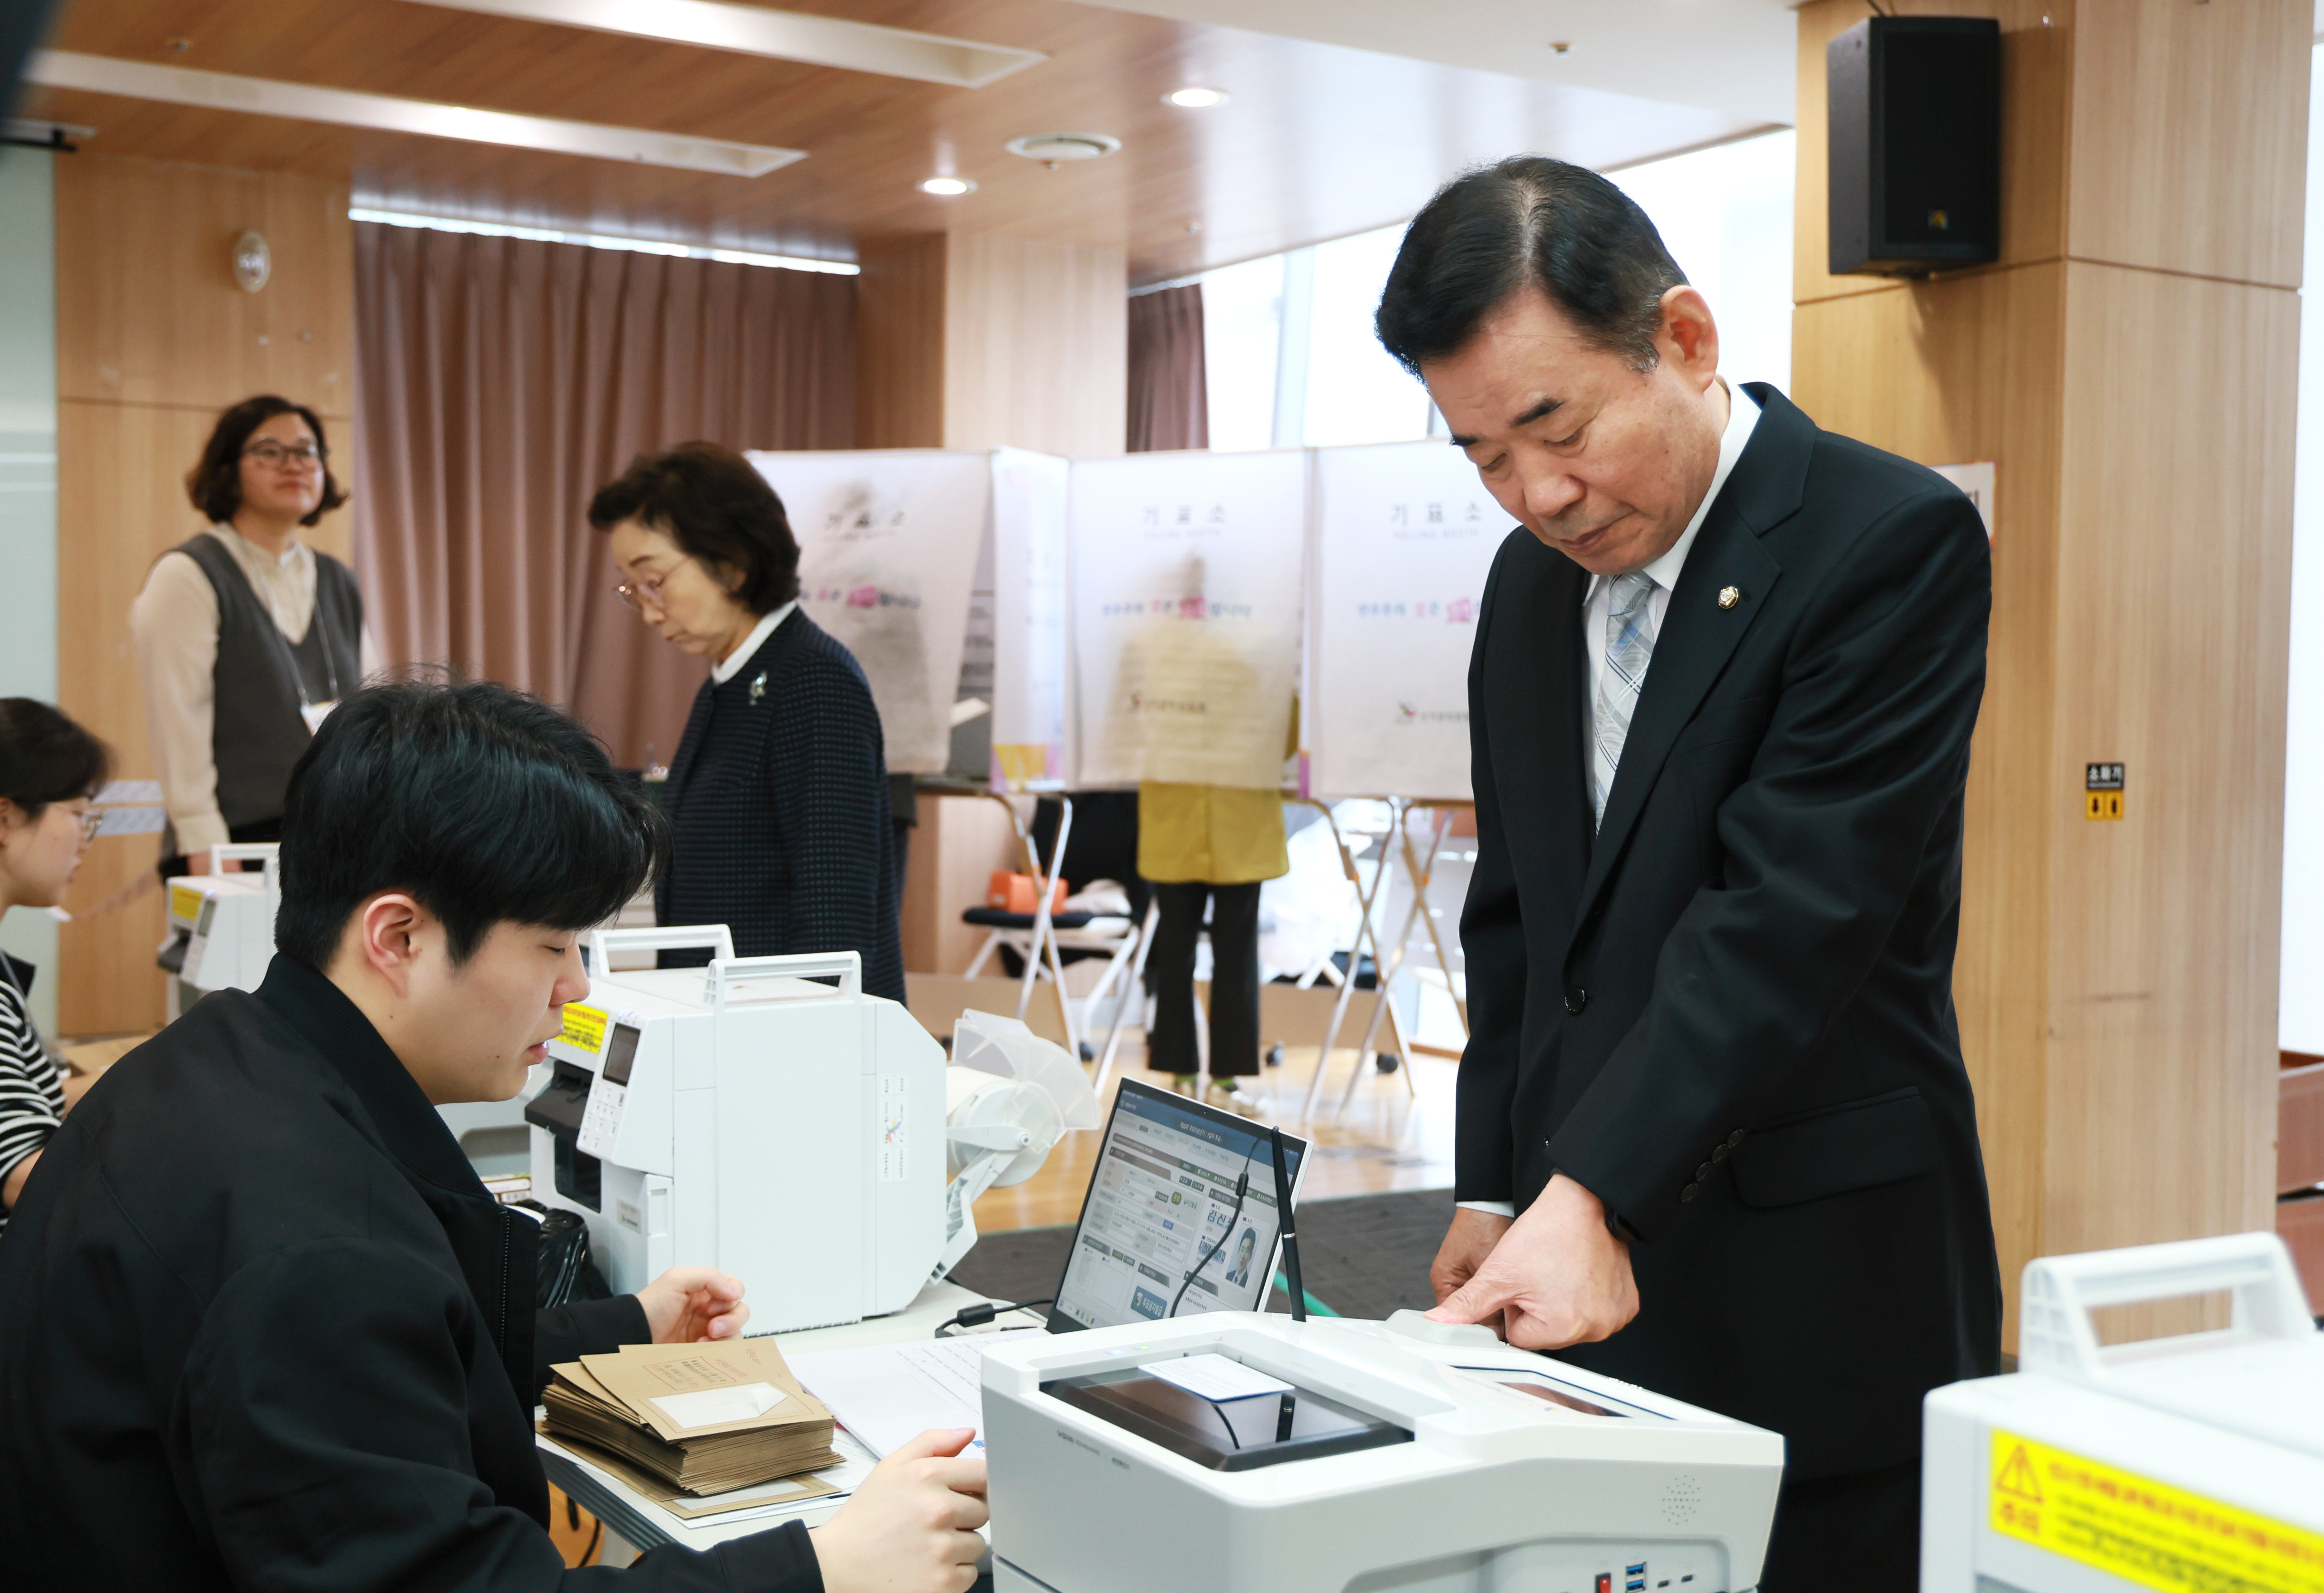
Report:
988,447,1073,790
1307,443,1504,802
1069,449,1306,790
748,450,995,775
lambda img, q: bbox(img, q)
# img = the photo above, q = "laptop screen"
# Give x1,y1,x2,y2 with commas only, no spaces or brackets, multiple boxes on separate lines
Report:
1047,1079,1307,1333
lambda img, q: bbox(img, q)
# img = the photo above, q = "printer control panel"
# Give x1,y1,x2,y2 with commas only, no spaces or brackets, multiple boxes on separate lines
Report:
578,1019,643,1159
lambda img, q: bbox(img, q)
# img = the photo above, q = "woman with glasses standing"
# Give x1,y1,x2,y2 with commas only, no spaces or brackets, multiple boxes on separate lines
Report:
0,699,110,1234
131,396,379,878
591,444,904,1001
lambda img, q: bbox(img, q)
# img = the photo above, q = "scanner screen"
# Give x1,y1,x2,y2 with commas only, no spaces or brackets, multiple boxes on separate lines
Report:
602,1022,642,1086
1042,1366,1410,1473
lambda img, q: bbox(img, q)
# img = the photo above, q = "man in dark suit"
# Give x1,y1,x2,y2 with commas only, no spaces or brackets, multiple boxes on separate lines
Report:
1378,157,2001,1589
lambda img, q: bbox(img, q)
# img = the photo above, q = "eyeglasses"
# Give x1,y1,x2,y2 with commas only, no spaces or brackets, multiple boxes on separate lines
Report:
76,807,101,841
243,440,327,470
615,556,696,614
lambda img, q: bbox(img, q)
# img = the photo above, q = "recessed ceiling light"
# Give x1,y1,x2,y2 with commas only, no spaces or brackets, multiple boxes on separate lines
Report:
1163,86,1228,109
919,176,975,196
1005,132,1121,164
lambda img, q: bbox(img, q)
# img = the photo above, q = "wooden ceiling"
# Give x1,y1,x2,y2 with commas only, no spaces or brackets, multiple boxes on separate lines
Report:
24,0,1770,282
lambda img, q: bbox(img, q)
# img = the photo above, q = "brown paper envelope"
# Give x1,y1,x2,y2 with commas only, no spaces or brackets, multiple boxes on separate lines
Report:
582,1340,833,1444
540,1425,841,1518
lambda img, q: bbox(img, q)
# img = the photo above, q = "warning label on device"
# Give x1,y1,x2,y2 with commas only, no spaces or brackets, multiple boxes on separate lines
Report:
559,1003,608,1054
1989,1428,2324,1593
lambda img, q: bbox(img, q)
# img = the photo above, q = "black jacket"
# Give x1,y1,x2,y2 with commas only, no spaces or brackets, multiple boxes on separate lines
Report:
658,608,905,1002
1459,386,2002,1479
0,956,823,1591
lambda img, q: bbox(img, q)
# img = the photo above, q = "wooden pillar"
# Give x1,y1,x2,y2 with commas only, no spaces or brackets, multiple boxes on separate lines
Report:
52,153,354,1038
857,229,1128,973
855,230,1128,456
1793,0,2307,1346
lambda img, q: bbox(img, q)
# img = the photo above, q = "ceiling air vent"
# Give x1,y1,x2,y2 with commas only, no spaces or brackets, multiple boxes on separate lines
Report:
1005,132,1121,169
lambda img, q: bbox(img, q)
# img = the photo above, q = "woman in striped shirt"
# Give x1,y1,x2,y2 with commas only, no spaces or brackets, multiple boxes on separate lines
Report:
0,699,110,1235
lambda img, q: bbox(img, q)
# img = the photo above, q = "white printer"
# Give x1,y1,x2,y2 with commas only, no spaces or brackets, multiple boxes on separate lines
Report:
1923,1231,2322,1593
981,1310,1785,1593
527,927,1091,1334
158,843,279,1017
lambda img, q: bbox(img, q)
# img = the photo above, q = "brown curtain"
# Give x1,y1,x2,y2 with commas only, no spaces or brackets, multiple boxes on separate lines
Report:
1125,283,1209,453
350,222,857,767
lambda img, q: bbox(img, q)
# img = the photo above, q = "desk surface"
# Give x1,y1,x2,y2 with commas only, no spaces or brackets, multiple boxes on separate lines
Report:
538,1280,1038,1555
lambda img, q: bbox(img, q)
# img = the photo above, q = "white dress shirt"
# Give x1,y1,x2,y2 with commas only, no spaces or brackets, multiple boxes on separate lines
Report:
1459,383,1761,1221
710,601,799,685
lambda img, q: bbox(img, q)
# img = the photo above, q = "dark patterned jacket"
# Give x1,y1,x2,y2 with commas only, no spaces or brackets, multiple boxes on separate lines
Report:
658,608,905,1002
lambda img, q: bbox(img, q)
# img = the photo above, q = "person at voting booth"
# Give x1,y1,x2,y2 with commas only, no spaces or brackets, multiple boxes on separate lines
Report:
0,680,989,1593
1381,158,2001,1589
0,700,109,1237
592,444,906,1002
130,394,380,879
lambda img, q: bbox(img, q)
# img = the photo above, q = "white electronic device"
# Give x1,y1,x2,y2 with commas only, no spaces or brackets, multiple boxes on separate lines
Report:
158,843,280,1018
1923,1231,2322,1593
981,1311,1785,1593
528,926,1091,1334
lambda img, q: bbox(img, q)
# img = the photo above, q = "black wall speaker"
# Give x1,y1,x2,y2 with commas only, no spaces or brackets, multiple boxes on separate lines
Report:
1828,16,2001,277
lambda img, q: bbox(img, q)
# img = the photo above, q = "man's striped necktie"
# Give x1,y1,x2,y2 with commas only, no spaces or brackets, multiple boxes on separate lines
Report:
1592,570,1658,827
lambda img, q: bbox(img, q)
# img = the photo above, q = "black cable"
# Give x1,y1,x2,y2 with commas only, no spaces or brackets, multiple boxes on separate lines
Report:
1171,1161,1253,1317
1269,1125,1306,1324
935,1298,1055,1337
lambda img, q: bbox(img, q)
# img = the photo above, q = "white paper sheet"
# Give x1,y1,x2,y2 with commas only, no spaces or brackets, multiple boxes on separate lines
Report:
647,1380,787,1430
1138,1353,1294,1402
789,1329,1046,1458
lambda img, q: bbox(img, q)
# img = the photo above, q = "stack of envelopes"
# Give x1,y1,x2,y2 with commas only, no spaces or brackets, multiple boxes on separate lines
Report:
542,1338,840,1496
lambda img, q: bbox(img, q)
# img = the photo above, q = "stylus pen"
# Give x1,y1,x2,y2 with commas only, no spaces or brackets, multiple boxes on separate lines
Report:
1271,1125,1306,1324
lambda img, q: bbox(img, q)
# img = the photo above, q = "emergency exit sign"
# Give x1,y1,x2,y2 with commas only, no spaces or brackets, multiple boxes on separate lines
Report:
2085,762,2124,820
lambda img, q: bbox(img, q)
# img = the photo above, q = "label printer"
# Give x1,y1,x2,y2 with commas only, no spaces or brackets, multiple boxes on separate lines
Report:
528,927,1094,1334
1923,1232,2322,1592
981,1311,1785,1593
157,843,279,1017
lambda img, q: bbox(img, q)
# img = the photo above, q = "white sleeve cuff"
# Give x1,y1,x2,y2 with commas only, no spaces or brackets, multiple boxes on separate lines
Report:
1456,1200,1516,1218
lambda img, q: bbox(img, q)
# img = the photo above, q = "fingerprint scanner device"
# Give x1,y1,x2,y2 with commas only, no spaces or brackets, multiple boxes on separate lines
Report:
981,1310,1785,1593
1922,1232,2323,1593
1046,1077,1310,1333
527,926,1092,1335
157,843,279,1017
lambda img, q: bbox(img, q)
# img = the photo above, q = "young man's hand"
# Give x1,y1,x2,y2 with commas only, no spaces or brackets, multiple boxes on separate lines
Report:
1425,1174,1638,1350
634,1267,749,1342
809,1428,988,1593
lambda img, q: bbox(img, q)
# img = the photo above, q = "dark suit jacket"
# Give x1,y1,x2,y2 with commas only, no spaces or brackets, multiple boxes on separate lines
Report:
0,957,823,1591
658,607,905,1001
1459,384,2002,1479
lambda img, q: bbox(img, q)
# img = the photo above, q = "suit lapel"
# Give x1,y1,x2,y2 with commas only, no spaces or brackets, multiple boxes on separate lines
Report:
1567,386,1813,936
1489,541,1594,913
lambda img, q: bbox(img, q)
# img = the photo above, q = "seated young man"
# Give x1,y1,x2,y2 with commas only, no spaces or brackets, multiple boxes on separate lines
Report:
0,679,986,1593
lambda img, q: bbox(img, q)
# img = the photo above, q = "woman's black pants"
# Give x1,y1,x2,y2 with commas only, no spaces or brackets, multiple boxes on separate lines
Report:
1145,881,1262,1079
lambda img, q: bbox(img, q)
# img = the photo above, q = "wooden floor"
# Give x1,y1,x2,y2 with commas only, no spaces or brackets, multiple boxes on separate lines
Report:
970,1038,1458,1234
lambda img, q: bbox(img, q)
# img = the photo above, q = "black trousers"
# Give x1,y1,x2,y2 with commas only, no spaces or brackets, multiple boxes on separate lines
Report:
1758,1460,1919,1591
1145,881,1262,1079
157,816,282,880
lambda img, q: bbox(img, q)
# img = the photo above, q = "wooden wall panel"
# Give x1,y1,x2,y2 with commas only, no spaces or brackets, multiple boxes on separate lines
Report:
2045,263,2293,1272
1794,0,2072,309
2066,0,2309,286
56,155,353,415
942,232,1128,458
52,152,355,1037
1791,263,2065,1344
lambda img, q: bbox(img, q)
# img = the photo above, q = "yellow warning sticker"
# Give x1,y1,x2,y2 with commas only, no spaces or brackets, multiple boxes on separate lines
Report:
169,883,205,924
559,1003,609,1054
1991,1428,2324,1593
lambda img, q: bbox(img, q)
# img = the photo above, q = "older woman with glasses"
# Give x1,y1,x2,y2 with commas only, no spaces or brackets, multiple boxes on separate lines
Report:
0,699,110,1236
130,395,379,878
591,443,904,1000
